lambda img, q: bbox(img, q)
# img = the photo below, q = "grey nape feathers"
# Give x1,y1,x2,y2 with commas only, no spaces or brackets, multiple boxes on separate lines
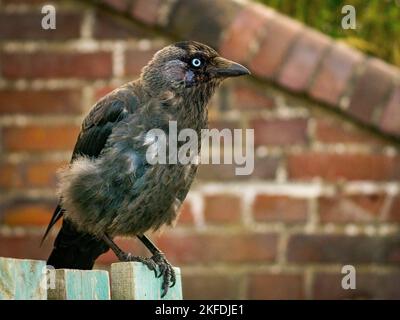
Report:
44,40,250,296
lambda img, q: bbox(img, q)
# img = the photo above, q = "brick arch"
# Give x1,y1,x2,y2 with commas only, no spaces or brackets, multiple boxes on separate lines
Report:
100,0,400,138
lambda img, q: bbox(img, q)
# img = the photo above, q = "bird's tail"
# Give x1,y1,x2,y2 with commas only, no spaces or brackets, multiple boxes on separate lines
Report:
47,219,109,270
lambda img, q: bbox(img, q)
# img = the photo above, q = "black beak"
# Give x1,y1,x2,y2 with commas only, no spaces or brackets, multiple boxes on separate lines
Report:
212,57,251,78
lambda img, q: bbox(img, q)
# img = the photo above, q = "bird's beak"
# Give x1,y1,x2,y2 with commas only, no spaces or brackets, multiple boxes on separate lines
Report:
212,57,251,78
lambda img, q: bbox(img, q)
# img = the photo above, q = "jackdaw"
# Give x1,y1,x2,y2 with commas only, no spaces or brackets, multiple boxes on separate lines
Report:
43,41,250,296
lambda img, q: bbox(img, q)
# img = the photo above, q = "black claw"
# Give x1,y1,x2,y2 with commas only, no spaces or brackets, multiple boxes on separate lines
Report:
119,251,176,297
107,238,173,292
161,272,170,298
158,265,166,278
146,252,177,297
121,253,160,278
170,271,176,288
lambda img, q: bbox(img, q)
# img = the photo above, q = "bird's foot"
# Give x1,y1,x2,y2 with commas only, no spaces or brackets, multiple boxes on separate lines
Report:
151,252,176,298
122,252,176,297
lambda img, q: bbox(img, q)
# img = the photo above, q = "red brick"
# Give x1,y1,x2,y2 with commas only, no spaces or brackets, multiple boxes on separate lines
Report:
94,86,117,101
380,85,400,136
183,274,241,299
93,11,149,39
131,0,162,26
102,0,128,12
253,195,308,223
197,163,241,181
278,30,331,92
348,58,395,123
125,48,160,76
250,156,279,180
388,195,400,222
0,233,55,261
197,156,279,181
200,131,233,151
310,44,363,105
204,195,241,224
2,52,113,79
252,118,308,146
248,273,304,299
156,232,278,264
287,153,400,181
0,163,22,188
220,4,273,63
1,161,65,189
3,0,49,3
176,201,194,225
25,161,66,188
319,194,385,223
2,125,79,152
208,119,241,131
314,118,383,145
233,85,274,110
0,90,81,115
168,0,240,48
287,234,400,264
2,201,55,226
249,14,302,78
0,13,82,40
313,272,400,300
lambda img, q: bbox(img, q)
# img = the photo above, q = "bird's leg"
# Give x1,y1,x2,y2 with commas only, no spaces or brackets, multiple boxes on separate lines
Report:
102,234,158,277
137,234,176,297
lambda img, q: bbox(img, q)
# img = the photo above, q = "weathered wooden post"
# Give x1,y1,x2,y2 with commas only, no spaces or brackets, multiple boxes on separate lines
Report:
1,257,181,300
0,257,47,300
111,262,182,300
47,269,110,300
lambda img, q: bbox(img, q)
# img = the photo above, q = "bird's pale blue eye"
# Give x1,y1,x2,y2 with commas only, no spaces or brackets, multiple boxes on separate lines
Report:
191,58,202,68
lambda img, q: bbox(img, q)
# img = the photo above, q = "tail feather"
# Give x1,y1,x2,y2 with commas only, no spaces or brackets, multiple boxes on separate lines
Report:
41,203,64,246
47,219,109,270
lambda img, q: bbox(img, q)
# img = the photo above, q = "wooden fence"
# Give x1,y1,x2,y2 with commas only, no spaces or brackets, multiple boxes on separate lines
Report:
0,257,182,300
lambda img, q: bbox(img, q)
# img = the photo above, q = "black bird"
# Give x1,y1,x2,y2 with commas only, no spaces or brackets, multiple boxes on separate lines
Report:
43,41,250,296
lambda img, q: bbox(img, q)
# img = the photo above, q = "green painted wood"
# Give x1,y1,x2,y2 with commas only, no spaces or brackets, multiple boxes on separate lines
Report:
0,257,47,300
48,269,110,300
111,262,182,300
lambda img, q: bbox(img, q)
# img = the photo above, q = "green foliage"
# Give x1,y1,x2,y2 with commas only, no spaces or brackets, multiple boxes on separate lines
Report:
259,0,400,67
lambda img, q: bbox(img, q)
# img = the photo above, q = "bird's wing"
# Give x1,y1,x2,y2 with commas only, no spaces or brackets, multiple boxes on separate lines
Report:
42,85,140,243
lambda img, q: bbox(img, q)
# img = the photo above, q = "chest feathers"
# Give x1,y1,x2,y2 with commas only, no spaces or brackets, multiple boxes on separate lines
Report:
59,91,208,237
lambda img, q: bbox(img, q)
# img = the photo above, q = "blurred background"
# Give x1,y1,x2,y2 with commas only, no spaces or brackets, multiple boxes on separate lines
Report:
0,0,400,299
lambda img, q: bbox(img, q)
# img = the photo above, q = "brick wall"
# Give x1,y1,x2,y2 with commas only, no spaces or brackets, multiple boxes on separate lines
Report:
0,0,400,299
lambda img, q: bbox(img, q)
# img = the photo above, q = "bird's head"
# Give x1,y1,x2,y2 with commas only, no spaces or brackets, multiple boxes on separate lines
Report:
141,41,250,97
